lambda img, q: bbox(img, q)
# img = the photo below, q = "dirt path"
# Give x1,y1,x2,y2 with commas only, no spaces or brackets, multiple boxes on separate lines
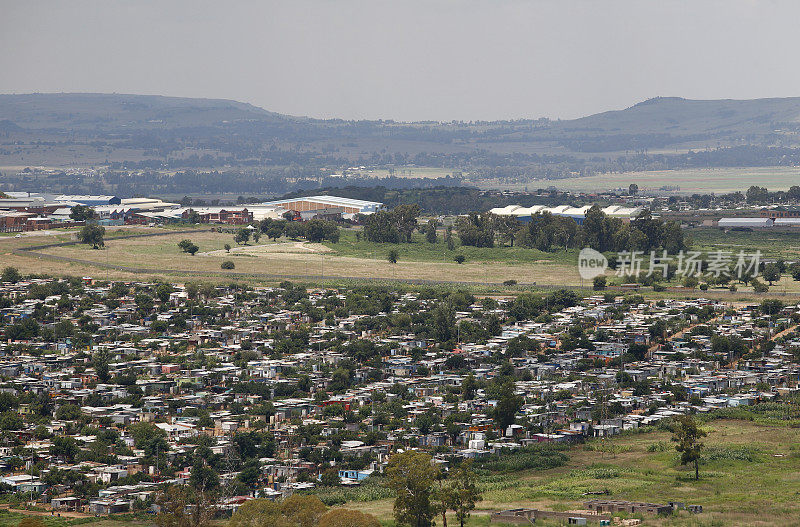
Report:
648,315,722,355
199,241,330,257
770,324,798,342
0,505,91,518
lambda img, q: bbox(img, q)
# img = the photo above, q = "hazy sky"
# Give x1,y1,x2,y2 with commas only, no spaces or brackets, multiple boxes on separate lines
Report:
2,0,800,121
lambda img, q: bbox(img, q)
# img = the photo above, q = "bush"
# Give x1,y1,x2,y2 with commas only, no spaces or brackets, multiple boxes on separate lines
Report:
454,254,466,264
473,445,568,473
701,446,760,463
221,261,235,270
1,267,21,283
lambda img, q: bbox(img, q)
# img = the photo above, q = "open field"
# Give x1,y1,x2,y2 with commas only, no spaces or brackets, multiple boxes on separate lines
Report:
687,227,800,260
346,419,800,526
1,228,581,288
530,167,800,194
7,225,800,298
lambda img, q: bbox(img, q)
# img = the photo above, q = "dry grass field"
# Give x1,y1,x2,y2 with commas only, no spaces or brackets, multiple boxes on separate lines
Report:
1,228,581,287
476,167,800,194
7,226,800,300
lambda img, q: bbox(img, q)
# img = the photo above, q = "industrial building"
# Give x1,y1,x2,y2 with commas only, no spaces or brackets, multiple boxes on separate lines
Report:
717,217,774,228
489,204,644,224
260,195,383,216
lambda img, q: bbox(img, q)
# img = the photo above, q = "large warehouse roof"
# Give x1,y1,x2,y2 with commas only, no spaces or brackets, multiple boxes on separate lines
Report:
489,204,644,220
261,195,383,213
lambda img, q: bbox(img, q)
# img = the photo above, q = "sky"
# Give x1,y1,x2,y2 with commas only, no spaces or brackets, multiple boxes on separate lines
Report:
2,0,800,122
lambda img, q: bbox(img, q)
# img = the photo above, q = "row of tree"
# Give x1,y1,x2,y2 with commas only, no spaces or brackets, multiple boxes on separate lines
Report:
452,206,685,253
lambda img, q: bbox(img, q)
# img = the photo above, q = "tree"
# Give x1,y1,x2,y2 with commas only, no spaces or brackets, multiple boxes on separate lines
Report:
425,219,438,244
178,239,199,255
455,212,495,248
628,183,639,196
762,263,781,285
78,224,105,249
1,267,21,283
751,278,769,293
672,415,706,480
50,436,79,462
266,223,285,241
69,204,97,221
318,509,380,527
221,261,235,270
496,215,521,247
593,276,606,290
93,350,111,382
155,486,215,527
790,262,800,281
129,422,169,458
252,231,261,244
386,450,439,527
445,461,481,527
462,373,477,400
388,250,399,264
320,468,340,487
190,461,219,492
394,204,421,242
234,228,250,245
224,243,231,253
491,380,523,431
453,254,465,264
279,495,327,527
229,499,286,527
761,299,784,316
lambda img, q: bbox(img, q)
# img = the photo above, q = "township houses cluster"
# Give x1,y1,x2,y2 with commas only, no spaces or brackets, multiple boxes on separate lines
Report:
0,274,798,515
0,193,383,232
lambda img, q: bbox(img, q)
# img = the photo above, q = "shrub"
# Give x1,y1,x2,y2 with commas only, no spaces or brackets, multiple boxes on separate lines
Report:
221,261,235,270
593,276,606,290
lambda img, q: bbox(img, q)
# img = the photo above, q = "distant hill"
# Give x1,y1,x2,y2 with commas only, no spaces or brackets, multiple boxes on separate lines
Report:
3,92,800,146
564,96,800,135
0,92,293,130
3,92,800,197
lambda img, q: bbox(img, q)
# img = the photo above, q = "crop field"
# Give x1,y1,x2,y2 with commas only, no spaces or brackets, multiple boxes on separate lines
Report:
345,419,800,526
530,167,800,194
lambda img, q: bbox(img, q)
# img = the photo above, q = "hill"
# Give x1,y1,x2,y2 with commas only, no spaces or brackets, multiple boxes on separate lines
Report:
3,93,800,196
565,96,800,135
0,92,292,130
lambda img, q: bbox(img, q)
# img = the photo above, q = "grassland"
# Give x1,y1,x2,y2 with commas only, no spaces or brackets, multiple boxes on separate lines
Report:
1,228,581,288
6,224,800,299
345,418,800,526
518,167,800,194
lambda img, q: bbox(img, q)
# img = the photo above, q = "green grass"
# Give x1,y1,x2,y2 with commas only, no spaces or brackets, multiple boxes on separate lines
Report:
687,227,800,260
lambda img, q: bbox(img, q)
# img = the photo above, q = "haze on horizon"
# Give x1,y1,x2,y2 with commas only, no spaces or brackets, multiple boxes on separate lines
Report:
2,0,800,122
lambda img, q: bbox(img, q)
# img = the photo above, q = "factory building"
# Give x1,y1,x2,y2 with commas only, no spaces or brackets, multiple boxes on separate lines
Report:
717,217,774,228
260,195,383,216
489,204,644,224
